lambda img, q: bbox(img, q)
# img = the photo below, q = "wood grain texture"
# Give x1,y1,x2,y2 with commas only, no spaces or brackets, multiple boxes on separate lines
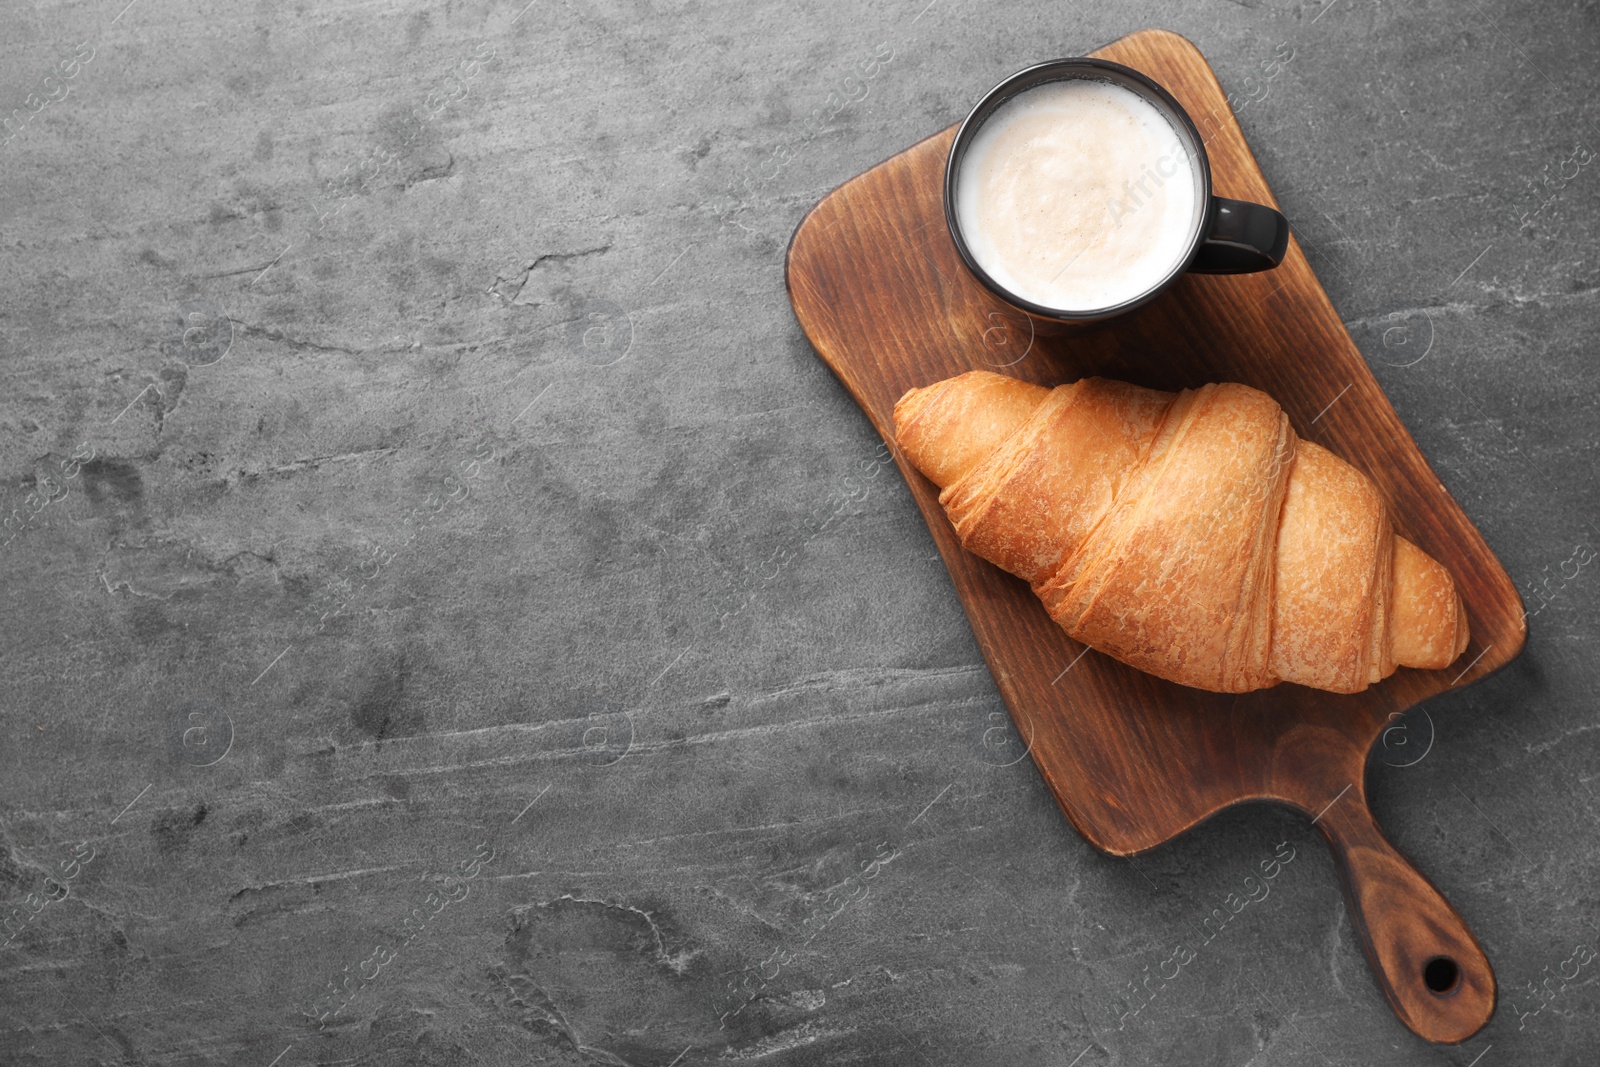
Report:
785,28,1525,1045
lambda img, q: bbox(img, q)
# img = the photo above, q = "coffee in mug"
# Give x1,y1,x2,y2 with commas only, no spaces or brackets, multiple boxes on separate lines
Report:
954,78,1200,313
945,59,1290,326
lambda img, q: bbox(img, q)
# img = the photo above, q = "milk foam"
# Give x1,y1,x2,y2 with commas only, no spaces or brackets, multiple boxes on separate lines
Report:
956,78,1200,312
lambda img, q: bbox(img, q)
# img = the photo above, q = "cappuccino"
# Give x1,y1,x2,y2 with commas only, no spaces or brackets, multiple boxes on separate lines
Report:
955,77,1201,312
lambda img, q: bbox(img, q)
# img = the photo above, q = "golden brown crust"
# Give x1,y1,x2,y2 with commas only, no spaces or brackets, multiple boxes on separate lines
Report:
893,374,1049,490
940,378,1174,585
1391,536,1470,670
892,370,1469,694
1270,441,1394,693
1037,383,1292,692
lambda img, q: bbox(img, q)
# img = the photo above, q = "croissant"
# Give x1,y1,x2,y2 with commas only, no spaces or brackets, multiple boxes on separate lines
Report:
893,371,1469,694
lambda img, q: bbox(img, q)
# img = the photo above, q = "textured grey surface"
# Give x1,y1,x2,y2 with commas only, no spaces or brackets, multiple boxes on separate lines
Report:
2,0,1597,1063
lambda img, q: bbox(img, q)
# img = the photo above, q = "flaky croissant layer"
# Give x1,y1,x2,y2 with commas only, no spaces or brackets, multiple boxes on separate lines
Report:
894,371,1469,694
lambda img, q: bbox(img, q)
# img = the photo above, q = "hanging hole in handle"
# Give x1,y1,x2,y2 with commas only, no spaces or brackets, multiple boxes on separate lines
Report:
1423,956,1461,995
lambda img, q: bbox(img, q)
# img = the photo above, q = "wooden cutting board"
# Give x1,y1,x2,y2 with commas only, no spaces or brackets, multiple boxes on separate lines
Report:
785,28,1525,1045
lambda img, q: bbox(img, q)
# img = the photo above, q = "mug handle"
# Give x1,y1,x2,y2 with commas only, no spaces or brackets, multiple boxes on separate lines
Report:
1189,197,1290,274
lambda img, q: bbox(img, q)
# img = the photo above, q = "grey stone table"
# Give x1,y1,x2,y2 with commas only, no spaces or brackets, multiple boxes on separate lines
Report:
2,0,1596,1063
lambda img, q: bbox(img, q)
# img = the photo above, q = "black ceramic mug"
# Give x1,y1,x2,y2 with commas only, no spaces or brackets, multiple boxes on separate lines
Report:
945,57,1290,327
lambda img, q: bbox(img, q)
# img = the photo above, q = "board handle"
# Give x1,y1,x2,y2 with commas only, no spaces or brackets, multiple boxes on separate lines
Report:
1315,790,1495,1043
